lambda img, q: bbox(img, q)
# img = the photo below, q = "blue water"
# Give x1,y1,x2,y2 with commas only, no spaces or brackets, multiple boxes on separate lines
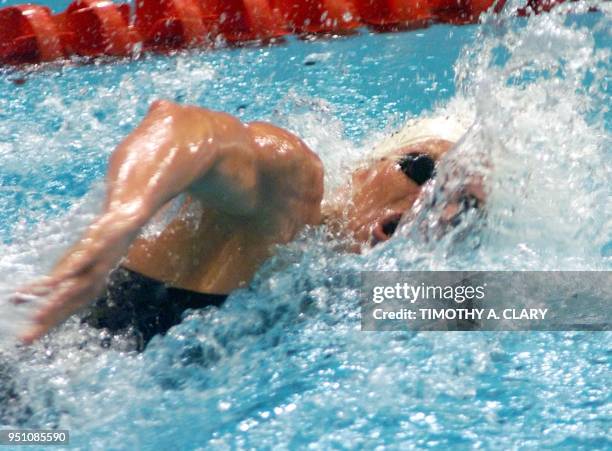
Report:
0,1,610,449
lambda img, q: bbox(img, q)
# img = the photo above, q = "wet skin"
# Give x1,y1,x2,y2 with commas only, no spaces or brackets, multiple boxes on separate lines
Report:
12,101,480,344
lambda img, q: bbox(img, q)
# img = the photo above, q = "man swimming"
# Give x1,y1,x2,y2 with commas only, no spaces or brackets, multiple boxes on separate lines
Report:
13,100,483,349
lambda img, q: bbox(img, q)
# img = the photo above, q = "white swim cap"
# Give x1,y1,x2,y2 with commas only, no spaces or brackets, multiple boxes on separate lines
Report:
370,115,469,160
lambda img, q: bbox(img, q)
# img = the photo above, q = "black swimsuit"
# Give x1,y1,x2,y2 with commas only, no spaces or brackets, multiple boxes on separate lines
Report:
82,266,227,351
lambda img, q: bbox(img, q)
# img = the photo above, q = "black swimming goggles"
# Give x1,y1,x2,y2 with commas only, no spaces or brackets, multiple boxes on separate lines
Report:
397,152,436,185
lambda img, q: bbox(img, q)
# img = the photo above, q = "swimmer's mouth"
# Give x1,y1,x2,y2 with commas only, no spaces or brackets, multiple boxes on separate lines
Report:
372,212,403,246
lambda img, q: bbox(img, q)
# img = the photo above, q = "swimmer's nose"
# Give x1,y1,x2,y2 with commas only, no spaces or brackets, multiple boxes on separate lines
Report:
372,212,403,245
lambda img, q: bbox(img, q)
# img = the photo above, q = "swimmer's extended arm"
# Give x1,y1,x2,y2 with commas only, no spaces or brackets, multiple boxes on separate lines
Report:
16,100,323,344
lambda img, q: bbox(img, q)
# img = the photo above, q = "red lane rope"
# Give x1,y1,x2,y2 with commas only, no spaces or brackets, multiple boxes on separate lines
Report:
57,0,136,56
0,5,66,64
0,0,569,65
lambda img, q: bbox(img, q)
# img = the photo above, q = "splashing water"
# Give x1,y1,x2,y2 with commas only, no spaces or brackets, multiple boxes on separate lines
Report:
0,2,610,449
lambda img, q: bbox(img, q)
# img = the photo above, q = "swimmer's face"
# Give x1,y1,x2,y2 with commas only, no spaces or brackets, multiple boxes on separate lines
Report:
346,139,453,246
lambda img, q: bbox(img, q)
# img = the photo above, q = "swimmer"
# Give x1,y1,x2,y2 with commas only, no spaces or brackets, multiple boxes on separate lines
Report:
12,101,485,349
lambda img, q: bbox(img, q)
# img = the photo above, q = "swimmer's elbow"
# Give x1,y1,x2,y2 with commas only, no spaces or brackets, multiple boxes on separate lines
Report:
148,100,215,119
142,100,187,129
146,100,205,127
148,99,181,114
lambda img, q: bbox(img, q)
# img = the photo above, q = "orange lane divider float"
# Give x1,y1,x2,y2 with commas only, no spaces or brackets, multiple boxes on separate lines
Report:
352,0,433,29
54,0,137,57
0,5,66,64
271,0,361,34
201,0,288,42
135,0,211,48
0,0,570,66
427,0,507,24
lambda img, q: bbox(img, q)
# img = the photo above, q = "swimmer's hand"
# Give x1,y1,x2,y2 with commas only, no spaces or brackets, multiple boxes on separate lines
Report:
14,211,142,344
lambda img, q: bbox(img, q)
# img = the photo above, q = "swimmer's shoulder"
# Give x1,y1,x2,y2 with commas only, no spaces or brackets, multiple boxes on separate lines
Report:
246,121,324,223
247,121,313,152
247,121,323,179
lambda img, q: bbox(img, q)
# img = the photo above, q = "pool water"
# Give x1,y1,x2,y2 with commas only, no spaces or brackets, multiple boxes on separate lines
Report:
0,0,610,449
